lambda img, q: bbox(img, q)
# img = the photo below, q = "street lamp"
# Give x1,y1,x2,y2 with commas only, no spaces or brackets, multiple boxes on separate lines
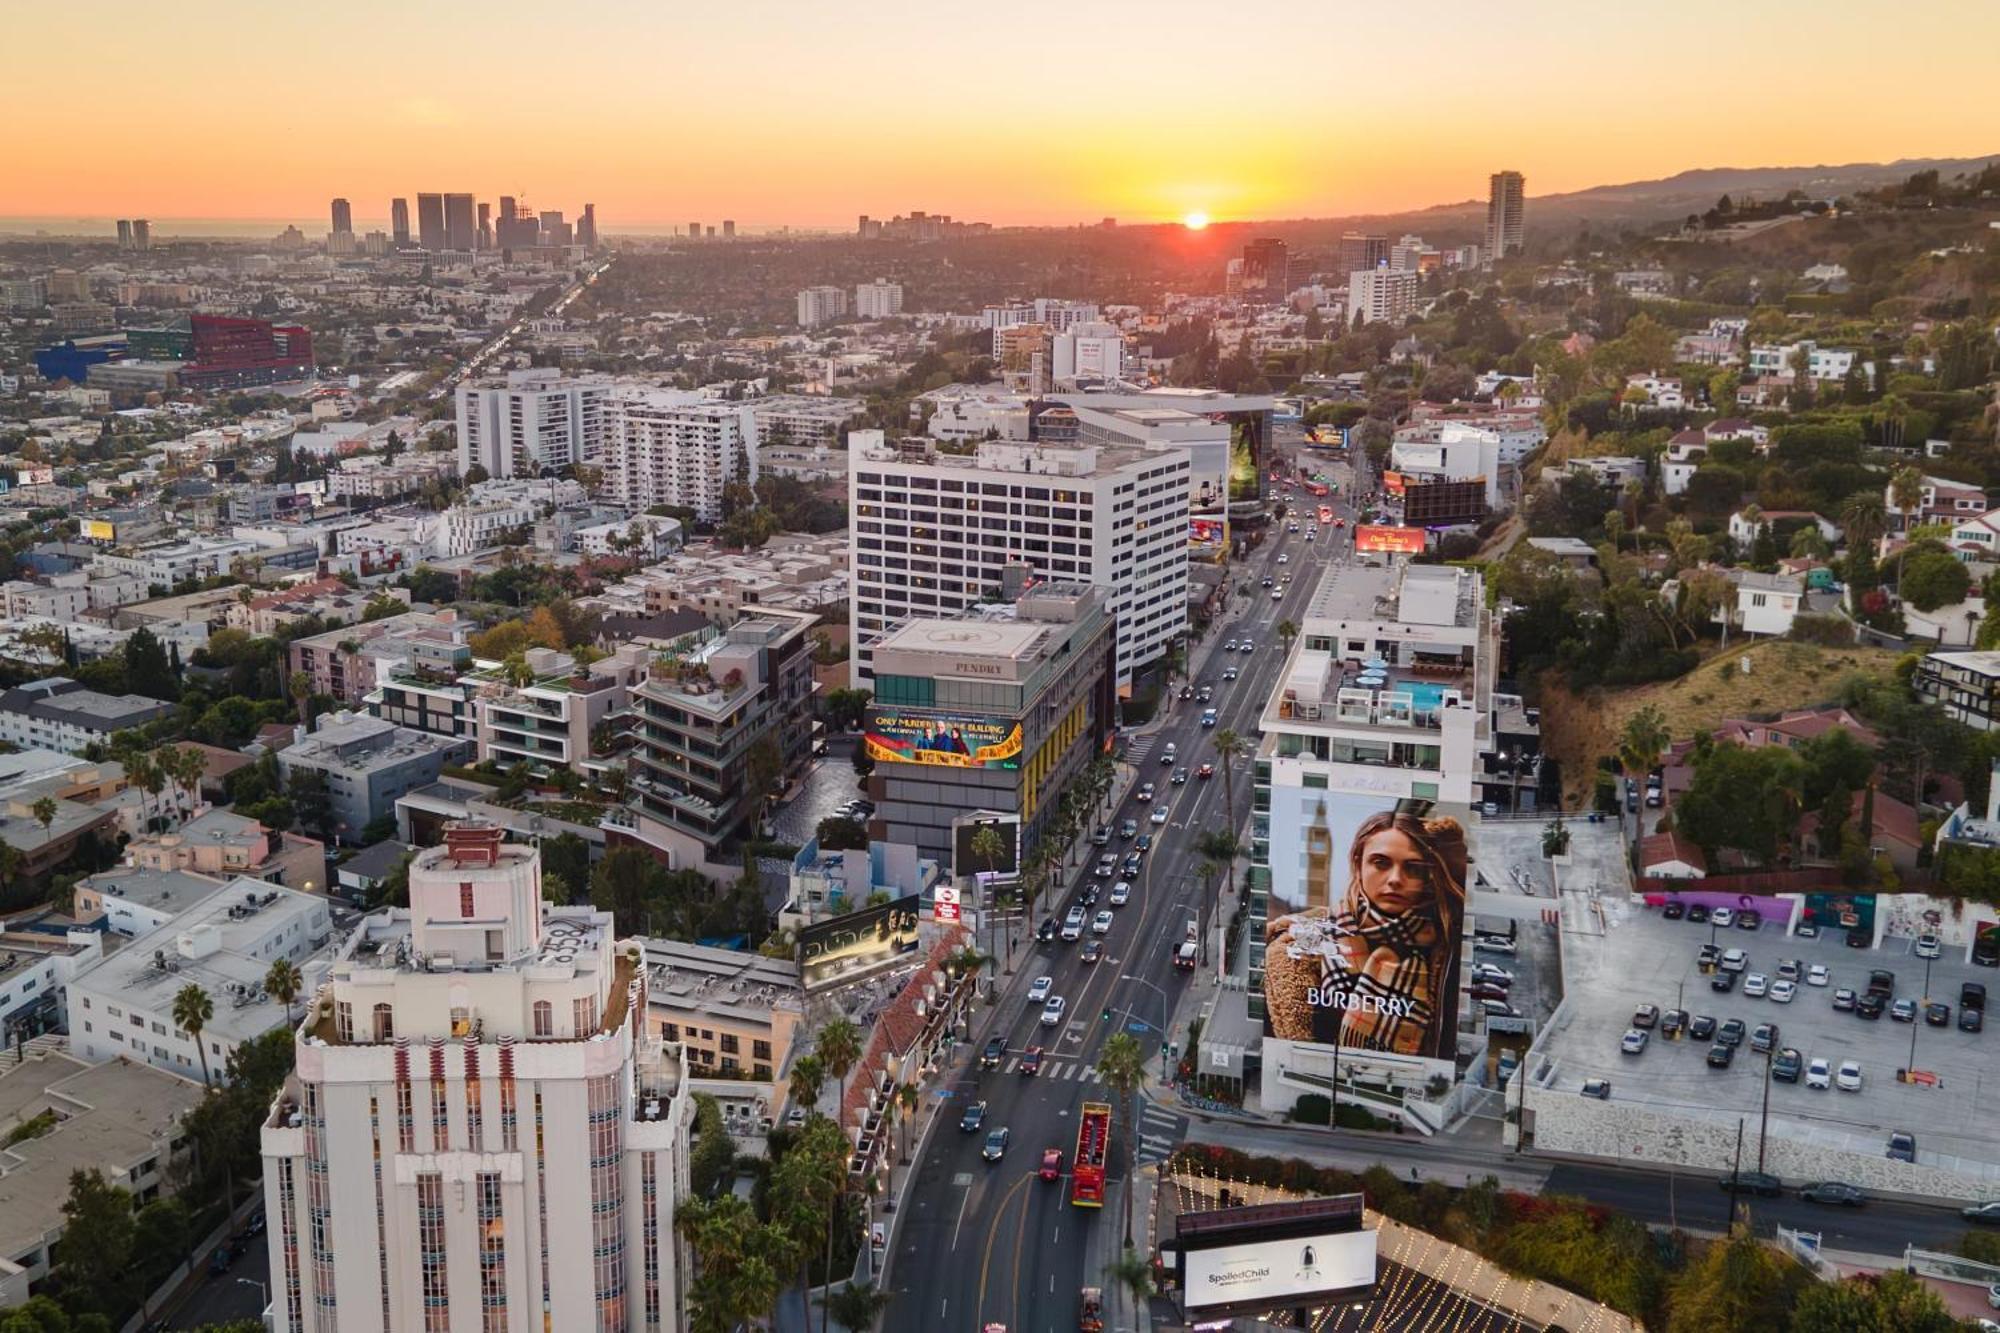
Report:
1907,953,1935,1074
238,1277,269,1309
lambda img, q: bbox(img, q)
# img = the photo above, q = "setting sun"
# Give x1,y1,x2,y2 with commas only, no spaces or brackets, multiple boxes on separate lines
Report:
1182,211,1209,231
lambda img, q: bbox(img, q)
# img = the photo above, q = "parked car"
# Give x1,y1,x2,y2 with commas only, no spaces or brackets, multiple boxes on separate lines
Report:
1662,1008,1687,1036
1807,963,1830,987
1620,1028,1650,1054
1712,907,1736,928
1966,982,1989,1012
1473,963,1515,986
1469,984,1513,1003
1833,987,1857,1011
1800,1181,1868,1207
1847,927,1871,948
1711,969,1738,993
1887,1132,1916,1163
1769,980,1797,1003
1964,1007,1986,1034
1743,973,1768,998
1720,1171,1782,1197
1663,901,1686,920
1751,1022,1778,1052
1697,944,1721,969
1475,935,1519,955
1927,1002,1951,1027
1772,1047,1803,1082
1891,998,1918,1023
1737,909,1762,930
1916,933,1942,959
1805,1057,1832,1089
1857,992,1886,1019
1836,1060,1864,1091
1706,1043,1735,1068
1632,1003,1660,1029
1689,1015,1717,1040
1720,948,1748,972
1688,904,1711,923
1777,959,1802,982
1717,1018,1746,1047
1580,1078,1612,1100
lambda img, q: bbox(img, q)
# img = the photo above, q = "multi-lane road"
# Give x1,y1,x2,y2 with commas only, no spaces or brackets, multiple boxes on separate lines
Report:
883,440,1361,1333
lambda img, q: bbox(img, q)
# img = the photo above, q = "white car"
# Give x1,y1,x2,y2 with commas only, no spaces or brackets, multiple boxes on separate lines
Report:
1711,907,1735,928
1769,979,1797,1003
1836,1059,1863,1092
1239,641,1255,653
1720,948,1747,972
1743,973,1769,998
1805,1057,1832,1089
1222,640,1238,652
1061,908,1086,942
1041,996,1068,1027
1471,964,1514,986
1092,910,1114,936
1620,1029,1649,1054
1806,963,1830,987
1027,976,1054,1004
1150,806,1169,826
1277,553,1290,564
1916,933,1941,959
1109,881,1131,907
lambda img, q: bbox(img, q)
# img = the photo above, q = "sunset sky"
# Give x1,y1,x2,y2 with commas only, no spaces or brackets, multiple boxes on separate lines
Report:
9,0,1998,231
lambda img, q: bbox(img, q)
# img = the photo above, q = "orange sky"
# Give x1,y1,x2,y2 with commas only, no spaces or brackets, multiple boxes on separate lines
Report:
8,0,1998,229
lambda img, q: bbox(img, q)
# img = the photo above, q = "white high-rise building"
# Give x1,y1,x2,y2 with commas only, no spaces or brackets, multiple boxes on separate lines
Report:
457,369,614,480
983,299,1099,354
1051,322,1126,385
258,821,691,1333
1486,171,1525,261
847,432,1189,692
1349,268,1421,326
854,279,904,319
795,285,849,328
605,389,759,522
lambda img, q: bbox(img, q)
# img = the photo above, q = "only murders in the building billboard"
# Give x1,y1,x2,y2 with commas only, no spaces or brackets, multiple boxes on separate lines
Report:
1262,794,1466,1061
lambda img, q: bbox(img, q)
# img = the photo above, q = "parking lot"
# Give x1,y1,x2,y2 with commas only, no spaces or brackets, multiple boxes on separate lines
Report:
1539,899,2000,1179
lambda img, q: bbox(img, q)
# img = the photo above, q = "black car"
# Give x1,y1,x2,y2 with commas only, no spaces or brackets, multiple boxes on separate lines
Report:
1717,1018,1746,1047
1846,927,1871,948
959,1101,987,1132
1856,992,1886,1019
1966,982,1989,1012
980,1035,1005,1069
1926,1002,1951,1027
1688,904,1711,924
1799,1181,1867,1207
1689,1014,1717,1040
1963,1200,2000,1224
1663,901,1686,920
1886,1132,1916,1163
1711,968,1737,993
1720,1170,1781,1197
1662,1008,1687,1037
1079,938,1103,964
1706,1042,1735,1069
1771,1047,1803,1082
1963,1007,1986,1033
1036,918,1059,943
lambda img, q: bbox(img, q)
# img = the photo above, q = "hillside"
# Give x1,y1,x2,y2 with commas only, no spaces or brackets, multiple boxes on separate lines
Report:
1538,639,1907,807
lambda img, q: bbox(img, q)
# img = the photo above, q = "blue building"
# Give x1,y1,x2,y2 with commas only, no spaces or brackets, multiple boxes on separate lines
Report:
33,335,127,385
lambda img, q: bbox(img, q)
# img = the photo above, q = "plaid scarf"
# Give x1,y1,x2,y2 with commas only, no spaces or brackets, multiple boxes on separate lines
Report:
1279,893,1441,1054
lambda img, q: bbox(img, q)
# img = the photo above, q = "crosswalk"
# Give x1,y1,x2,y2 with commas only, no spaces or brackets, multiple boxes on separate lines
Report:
1124,734,1159,766
1000,1055,1106,1081
1135,1104,1187,1166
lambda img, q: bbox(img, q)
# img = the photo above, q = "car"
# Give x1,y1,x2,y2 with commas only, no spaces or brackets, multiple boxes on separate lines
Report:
1469,984,1513,1003
1866,969,1893,999
1836,1060,1863,1091
1737,909,1762,930
1036,917,1059,943
1092,826,1110,846
1040,1148,1064,1181
1019,1046,1043,1075
1135,833,1153,852
983,1127,1011,1162
1796,921,1820,939
1041,996,1068,1026
1706,1042,1735,1068
1620,1028,1650,1054
1119,818,1139,839
1712,907,1735,928
1094,854,1117,879
1479,1000,1522,1019
1474,963,1516,986
960,1101,987,1132
1743,973,1768,998
1769,979,1796,1003
1109,881,1131,907
1646,786,1663,808
1967,982,1989,1013
1832,988,1857,1011
1891,998,1918,1023
1751,1022,1779,1052
1581,1078,1611,1100
1689,1014,1717,1040
1178,684,1194,700
1963,1201,2000,1224
1277,553,1291,564
1475,935,1519,955
1496,1049,1521,1087
1222,666,1239,681
1965,1007,1986,1033
1078,883,1099,908
1260,576,1274,588
1719,1171,1782,1198
1776,959,1801,982
1697,944,1721,969
1134,783,1155,804
1662,1008,1687,1036
1287,522,1300,533
1027,976,1055,1004
1271,586,1283,600
1171,767,1189,786
1927,1002,1951,1027
1092,910,1114,936
1197,685,1214,703
1800,1181,1868,1207
1857,992,1886,1019
1198,761,1216,780
981,1035,1006,1069
1633,1003,1660,1029
1223,640,1238,653
1239,640,1255,654
1122,853,1143,876
1688,904,1711,924
1887,1132,1917,1164
1162,743,1179,765
1710,968,1737,993
1173,940,1197,969
1720,948,1747,972
1150,805,1169,826
1807,963,1830,987
1916,933,1942,959
1200,709,1218,729
1062,908,1086,941
1080,938,1103,964
1805,1057,1832,1089
1847,927,1871,948
1772,1047,1803,1082
1717,1018,1746,1047
1663,901,1686,920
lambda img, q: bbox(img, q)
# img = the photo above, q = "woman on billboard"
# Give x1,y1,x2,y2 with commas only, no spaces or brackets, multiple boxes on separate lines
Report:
1264,800,1466,1056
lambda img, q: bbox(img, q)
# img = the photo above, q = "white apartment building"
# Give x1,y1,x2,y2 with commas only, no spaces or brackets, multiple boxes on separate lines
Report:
259,822,691,1333
847,432,1189,692
983,299,1100,354
2,569,147,622
1349,268,1420,325
0,678,176,755
796,285,850,328
854,279,904,319
457,369,614,479
93,537,259,589
70,878,335,1079
605,390,758,523
747,394,865,450
1051,322,1126,385
1746,341,1858,382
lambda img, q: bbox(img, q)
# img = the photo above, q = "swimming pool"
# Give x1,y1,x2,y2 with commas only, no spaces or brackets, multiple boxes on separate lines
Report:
1394,680,1454,711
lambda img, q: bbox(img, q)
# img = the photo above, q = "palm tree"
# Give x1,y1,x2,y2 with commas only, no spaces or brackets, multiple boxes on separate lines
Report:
170,745,209,818
1195,831,1239,969
812,1018,864,1333
1839,493,1887,553
679,1193,786,1333
788,1052,826,1118
173,983,215,1088
30,796,57,836
1618,705,1669,781
968,823,1008,956
1275,619,1299,656
1096,1031,1147,1247
1211,729,1248,836
265,958,304,1029
825,1279,893,1332
896,1083,919,1165
501,651,536,689
288,670,314,728
1889,465,1926,588
125,750,157,832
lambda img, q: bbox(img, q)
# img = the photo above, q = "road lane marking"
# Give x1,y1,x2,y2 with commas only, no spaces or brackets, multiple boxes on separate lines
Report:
952,1180,973,1251
975,1172,1035,1328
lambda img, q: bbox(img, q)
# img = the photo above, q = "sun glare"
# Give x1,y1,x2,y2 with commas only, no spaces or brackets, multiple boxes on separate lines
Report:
1182,211,1209,231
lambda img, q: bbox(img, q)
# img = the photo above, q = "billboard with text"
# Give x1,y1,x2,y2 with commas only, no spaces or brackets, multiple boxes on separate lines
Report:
864,712,1023,769
1263,791,1467,1068
1354,525,1426,554
1172,1195,1376,1320
798,894,923,991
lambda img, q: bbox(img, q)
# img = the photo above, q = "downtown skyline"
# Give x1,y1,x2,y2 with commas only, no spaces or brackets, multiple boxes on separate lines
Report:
9,0,2000,230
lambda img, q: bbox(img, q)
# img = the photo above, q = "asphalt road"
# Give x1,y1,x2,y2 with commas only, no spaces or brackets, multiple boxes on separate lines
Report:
163,1229,271,1330
883,448,1361,1333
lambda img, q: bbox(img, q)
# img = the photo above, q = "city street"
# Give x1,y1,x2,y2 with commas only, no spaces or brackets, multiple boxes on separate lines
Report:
882,445,1365,1332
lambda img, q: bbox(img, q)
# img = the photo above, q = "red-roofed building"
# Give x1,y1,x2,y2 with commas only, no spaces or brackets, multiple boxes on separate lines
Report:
1710,706,1879,753
1640,830,1706,879
1797,787,1924,872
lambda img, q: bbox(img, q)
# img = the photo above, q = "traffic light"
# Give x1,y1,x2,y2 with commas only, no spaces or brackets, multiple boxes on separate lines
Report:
1102,1007,1113,1023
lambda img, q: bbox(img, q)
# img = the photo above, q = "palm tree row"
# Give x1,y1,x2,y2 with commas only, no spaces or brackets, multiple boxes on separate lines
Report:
110,736,210,834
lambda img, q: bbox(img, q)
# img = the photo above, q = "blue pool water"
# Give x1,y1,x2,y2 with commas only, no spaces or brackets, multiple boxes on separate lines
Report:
1397,681,1451,711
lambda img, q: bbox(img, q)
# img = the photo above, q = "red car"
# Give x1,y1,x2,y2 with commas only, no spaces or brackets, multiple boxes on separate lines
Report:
1020,1045,1043,1075
1197,762,1215,779
1039,1148,1064,1182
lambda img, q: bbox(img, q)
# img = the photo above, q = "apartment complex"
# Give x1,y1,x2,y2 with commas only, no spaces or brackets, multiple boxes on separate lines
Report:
846,433,1190,693
796,285,849,327
259,822,691,1333
853,279,904,318
275,712,458,842
617,610,817,866
1915,650,2000,732
456,368,614,479
604,389,759,523
1349,267,1421,325
862,584,1115,866
0,677,175,755
1486,170,1526,260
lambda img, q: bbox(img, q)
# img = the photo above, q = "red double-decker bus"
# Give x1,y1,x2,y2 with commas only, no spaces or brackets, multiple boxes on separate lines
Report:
1071,1101,1111,1207
1302,480,1330,498
1317,504,1335,525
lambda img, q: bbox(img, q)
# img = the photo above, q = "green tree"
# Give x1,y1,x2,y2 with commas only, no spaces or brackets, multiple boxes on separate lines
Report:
788,1052,825,1115
1787,1269,1958,1332
30,795,56,836
287,669,314,727
53,1169,136,1316
265,957,303,1029
1617,705,1669,778
822,687,872,733
1665,1230,1810,1333
1275,618,1298,656
1211,728,1248,834
678,1193,786,1333
1096,1031,1146,1246
1899,547,1971,612
173,982,215,1087
123,626,177,701
1675,743,1803,867
590,844,663,932
286,768,336,841
824,1280,894,1332
1195,830,1238,968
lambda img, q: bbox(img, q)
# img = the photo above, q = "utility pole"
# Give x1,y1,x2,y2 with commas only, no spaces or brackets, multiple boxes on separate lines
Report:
1756,1047,1774,1173
1728,1118,1745,1226
1908,953,1934,1074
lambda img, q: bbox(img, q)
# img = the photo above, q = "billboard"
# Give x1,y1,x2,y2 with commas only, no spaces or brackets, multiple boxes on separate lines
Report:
1354,525,1426,555
1220,411,1268,503
1402,478,1488,528
16,466,53,486
1380,470,1406,496
798,893,923,991
933,883,962,924
952,813,1021,879
863,712,1023,770
81,519,116,541
1262,792,1467,1064
1171,1195,1376,1320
